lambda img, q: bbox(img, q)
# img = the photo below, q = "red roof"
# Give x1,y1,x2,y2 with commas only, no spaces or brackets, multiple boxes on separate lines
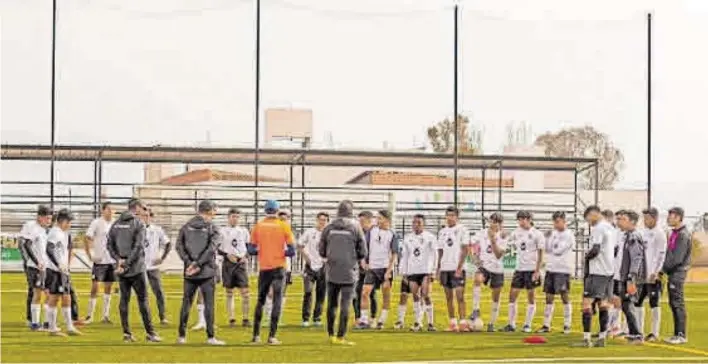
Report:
158,169,284,185
346,170,514,188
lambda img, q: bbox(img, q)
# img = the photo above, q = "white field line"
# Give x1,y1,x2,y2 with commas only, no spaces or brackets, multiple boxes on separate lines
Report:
359,358,708,364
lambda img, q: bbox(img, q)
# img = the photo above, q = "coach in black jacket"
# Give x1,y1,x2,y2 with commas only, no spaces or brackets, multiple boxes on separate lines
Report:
176,200,224,345
107,198,160,343
662,207,692,345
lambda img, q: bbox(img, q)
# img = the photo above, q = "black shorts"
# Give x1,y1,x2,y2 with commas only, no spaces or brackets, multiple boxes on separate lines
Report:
25,266,45,289
511,270,541,290
364,268,391,289
222,260,249,289
543,271,571,294
478,267,504,289
613,279,622,297
401,274,428,293
637,280,662,306
583,274,614,300
45,269,70,295
92,263,116,283
439,270,465,289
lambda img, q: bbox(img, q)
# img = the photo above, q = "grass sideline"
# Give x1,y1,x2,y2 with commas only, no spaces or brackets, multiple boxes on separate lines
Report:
1,272,708,363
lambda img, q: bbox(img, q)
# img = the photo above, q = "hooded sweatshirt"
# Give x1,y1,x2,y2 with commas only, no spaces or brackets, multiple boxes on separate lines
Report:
175,215,219,280
663,225,692,275
318,201,367,285
619,229,647,283
107,211,146,277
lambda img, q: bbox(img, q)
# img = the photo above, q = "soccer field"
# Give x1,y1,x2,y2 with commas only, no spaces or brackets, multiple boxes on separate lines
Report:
2,272,708,363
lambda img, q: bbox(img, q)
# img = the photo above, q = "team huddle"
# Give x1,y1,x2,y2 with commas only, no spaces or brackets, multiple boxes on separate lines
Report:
17,198,691,347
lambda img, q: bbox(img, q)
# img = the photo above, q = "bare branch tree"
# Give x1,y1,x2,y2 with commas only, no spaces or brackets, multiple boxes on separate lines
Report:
426,114,482,154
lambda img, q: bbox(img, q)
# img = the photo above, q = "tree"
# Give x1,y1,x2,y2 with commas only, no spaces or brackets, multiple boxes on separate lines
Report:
426,114,482,154
505,121,533,147
534,126,624,189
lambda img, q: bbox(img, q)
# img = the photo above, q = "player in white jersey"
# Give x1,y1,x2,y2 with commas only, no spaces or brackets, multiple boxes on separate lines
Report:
635,207,667,341
45,209,82,336
605,210,627,338
218,208,252,327
579,205,616,347
435,206,471,332
20,205,54,331
142,209,172,325
502,211,545,333
84,201,116,324
469,212,507,332
537,211,575,334
298,212,329,327
359,210,399,329
395,214,437,332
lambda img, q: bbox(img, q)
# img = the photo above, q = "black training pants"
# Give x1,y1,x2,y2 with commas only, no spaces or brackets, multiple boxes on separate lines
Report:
118,273,155,336
253,268,285,339
327,282,355,338
69,285,79,321
302,268,327,322
178,277,216,339
668,271,687,336
353,272,377,319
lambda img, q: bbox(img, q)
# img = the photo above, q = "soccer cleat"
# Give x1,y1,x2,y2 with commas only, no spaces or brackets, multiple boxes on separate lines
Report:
626,335,643,345
67,328,83,336
487,323,495,332
84,316,93,324
146,334,162,343
664,335,688,345
101,317,112,324
313,320,323,327
160,319,170,326
42,322,50,330
469,309,481,322
302,321,311,328
207,338,226,345
242,319,252,327
49,330,67,337
500,324,516,332
176,337,187,345
229,319,237,328
267,337,281,345
521,324,532,333
410,323,422,332
191,322,206,331
536,326,551,333
563,325,572,335
250,336,261,344
375,322,384,330
354,321,369,330
30,323,42,331
123,334,137,343
427,324,437,332
645,333,658,342
393,321,404,330
595,337,606,347
579,338,593,348
445,323,459,332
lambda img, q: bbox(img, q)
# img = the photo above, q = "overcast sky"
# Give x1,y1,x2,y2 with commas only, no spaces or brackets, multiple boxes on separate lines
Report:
2,0,707,213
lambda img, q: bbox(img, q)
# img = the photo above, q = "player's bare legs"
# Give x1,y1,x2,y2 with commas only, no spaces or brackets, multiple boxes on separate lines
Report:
407,281,421,331
376,280,392,328
443,287,456,331
454,284,467,330
505,287,521,331
582,297,611,347
522,288,537,333
421,277,435,331
395,289,409,329
86,281,113,324
29,286,44,331
490,286,502,331
359,283,374,327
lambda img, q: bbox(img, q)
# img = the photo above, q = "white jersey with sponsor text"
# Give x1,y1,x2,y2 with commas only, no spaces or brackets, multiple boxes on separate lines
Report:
473,229,507,274
588,220,616,277
298,227,324,271
642,225,667,277
145,224,170,270
86,217,115,264
46,227,70,272
20,220,49,269
545,229,575,274
436,224,470,272
509,227,545,271
219,225,250,259
399,230,437,275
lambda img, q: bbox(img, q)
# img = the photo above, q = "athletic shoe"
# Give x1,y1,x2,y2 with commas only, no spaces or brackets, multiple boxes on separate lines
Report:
563,325,572,335
101,317,112,324
191,322,205,331
595,337,606,347
331,337,355,346
176,337,187,344
207,338,226,346
445,323,458,332
160,319,169,326
427,324,437,332
83,316,93,324
626,335,644,345
313,320,323,327
242,319,252,327
536,326,551,333
576,338,593,348
500,324,516,332
250,336,261,344
375,322,384,330
410,323,422,332
521,324,532,333
123,333,137,343
229,319,237,328
664,335,688,345
469,309,480,322
302,321,311,328
67,328,83,336
354,321,369,330
49,330,67,337
486,323,495,333
42,322,50,330
146,334,162,343
267,337,281,345
393,321,404,330
645,333,658,342
30,323,42,331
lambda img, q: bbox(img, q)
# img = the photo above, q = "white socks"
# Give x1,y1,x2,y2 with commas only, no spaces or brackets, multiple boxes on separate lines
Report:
524,304,536,327
226,292,235,320
608,307,619,330
397,304,407,323
651,307,661,337
472,286,481,311
543,303,554,327
508,302,517,327
563,303,572,328
378,309,389,324
361,309,370,323
102,294,111,318
62,307,74,331
31,304,41,324
413,302,423,325
425,304,434,325
46,306,58,331
242,293,250,321
635,305,645,334
43,304,49,323
490,301,500,325
88,298,97,318
197,304,206,325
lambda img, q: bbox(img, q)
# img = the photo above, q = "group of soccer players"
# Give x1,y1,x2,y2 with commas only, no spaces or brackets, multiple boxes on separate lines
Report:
18,199,691,347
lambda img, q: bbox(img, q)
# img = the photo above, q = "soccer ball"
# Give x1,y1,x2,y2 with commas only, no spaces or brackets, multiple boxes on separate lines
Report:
470,317,484,332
